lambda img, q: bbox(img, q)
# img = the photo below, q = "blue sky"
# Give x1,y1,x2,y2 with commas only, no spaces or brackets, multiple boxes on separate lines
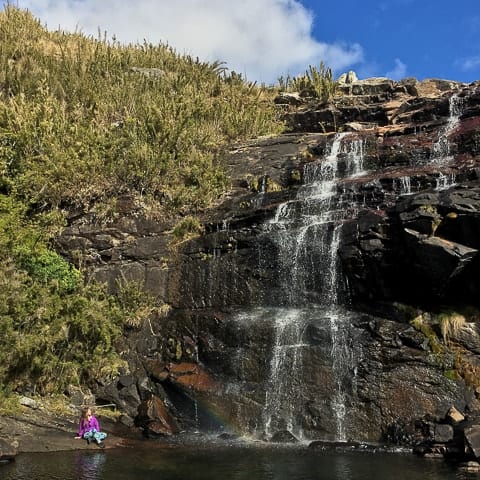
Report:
14,0,480,84
302,0,480,83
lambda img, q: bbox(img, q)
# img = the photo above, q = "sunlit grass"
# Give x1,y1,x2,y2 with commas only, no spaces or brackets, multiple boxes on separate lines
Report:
0,5,284,217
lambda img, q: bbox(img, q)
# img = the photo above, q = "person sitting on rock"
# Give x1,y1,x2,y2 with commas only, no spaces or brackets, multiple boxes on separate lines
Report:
74,407,107,448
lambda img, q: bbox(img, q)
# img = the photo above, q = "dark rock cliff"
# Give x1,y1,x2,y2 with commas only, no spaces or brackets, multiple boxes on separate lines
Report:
57,77,480,445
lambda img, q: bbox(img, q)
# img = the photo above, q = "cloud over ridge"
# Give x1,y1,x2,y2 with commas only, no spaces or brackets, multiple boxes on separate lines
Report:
20,0,363,83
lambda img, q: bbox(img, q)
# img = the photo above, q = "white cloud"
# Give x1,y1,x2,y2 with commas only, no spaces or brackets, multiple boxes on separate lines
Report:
458,56,480,71
18,0,363,83
385,58,407,80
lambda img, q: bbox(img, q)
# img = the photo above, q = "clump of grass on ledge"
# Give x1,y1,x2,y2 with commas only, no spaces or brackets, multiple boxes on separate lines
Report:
0,5,284,217
277,62,338,102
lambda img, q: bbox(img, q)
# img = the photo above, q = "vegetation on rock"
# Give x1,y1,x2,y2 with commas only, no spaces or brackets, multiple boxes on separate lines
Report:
0,5,284,215
411,308,480,389
277,62,338,101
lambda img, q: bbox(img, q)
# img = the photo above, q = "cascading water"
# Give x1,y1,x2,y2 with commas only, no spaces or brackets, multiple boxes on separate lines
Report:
431,93,463,164
431,93,463,190
393,176,412,195
392,92,463,195
260,133,364,442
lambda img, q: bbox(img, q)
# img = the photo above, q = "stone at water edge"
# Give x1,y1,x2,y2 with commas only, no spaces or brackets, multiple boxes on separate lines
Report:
269,430,299,443
308,440,365,451
136,395,179,437
459,461,480,473
0,438,17,462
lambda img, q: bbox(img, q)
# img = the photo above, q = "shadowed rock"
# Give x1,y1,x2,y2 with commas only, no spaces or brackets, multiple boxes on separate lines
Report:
465,426,480,459
269,430,299,443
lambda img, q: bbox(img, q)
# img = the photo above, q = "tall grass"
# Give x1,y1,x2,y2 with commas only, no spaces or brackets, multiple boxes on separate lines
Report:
277,62,338,101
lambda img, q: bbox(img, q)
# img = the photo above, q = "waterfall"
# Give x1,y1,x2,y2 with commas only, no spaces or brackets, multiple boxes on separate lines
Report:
263,308,308,440
345,138,366,178
431,93,463,164
396,92,463,194
436,172,456,190
261,133,363,441
431,93,462,190
400,176,411,195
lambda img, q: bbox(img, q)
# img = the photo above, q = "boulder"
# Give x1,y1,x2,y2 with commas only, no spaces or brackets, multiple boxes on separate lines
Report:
402,228,478,296
459,461,480,472
136,395,179,437
274,92,303,106
167,362,217,393
434,424,454,443
337,70,358,84
465,426,480,459
446,406,465,424
19,396,39,410
65,385,95,407
269,430,299,443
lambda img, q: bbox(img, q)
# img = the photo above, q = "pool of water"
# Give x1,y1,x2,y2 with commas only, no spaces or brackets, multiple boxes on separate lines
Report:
1,442,470,480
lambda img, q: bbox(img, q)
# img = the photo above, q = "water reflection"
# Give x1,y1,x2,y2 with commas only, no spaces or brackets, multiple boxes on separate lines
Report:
1,444,466,480
73,451,106,480
332,454,352,479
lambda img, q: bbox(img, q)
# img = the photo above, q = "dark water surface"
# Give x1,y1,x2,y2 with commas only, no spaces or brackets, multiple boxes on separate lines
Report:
1,443,471,480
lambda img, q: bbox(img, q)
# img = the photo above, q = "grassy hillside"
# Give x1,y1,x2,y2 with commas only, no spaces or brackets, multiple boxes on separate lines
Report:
0,5,284,215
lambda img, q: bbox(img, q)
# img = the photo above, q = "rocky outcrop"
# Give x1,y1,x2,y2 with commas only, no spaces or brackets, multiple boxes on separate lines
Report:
0,409,137,455
340,186,480,306
55,77,480,445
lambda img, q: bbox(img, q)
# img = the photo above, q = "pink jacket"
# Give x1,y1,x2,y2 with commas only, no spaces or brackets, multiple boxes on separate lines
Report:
78,415,100,437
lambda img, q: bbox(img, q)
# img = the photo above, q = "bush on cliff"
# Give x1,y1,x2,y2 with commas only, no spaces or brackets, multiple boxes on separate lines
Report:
0,195,157,397
277,62,338,101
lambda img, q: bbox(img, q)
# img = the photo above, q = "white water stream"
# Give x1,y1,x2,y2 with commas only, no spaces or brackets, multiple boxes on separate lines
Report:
392,93,463,196
261,133,365,441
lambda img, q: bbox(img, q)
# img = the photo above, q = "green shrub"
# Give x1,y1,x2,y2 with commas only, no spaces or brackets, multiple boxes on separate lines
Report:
115,279,157,329
172,215,204,242
410,314,444,355
0,260,127,393
19,250,81,293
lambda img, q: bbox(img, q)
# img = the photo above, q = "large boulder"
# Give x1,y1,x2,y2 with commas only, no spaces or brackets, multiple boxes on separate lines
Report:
136,395,179,437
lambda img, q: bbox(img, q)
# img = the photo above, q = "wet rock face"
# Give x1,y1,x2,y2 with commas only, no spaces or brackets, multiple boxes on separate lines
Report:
57,78,480,442
184,309,468,442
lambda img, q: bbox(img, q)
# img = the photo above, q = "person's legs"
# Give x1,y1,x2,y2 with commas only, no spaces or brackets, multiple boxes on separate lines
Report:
83,431,94,444
93,431,107,445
